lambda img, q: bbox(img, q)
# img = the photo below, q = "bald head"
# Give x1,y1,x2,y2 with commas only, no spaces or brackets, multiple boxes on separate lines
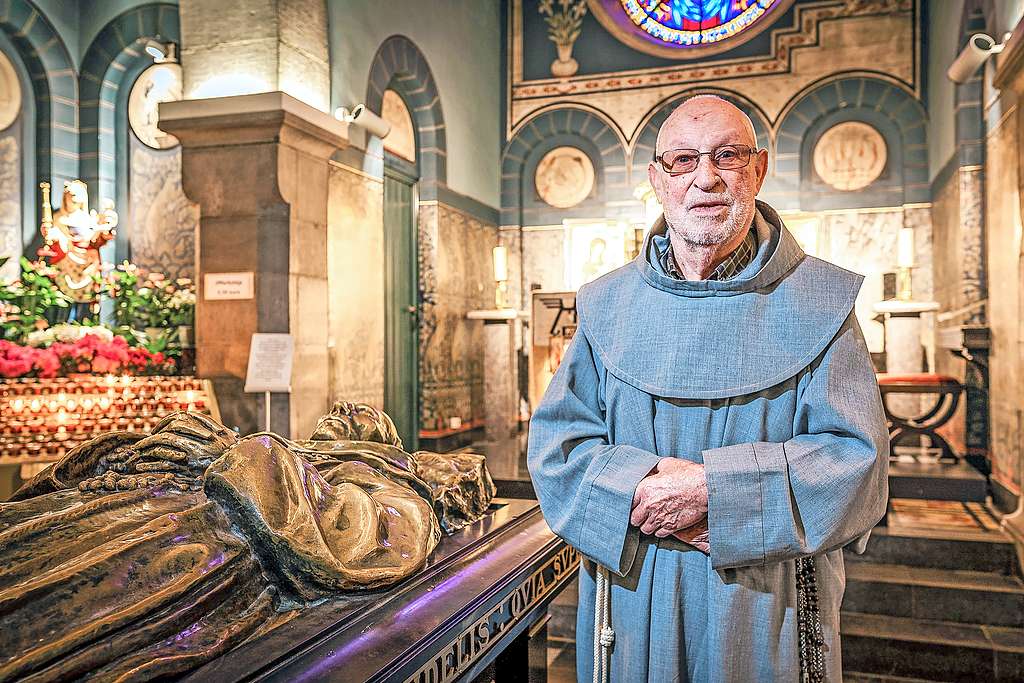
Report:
655,95,758,156
647,94,769,264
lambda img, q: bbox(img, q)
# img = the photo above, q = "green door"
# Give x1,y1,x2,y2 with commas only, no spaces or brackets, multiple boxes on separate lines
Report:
383,169,419,450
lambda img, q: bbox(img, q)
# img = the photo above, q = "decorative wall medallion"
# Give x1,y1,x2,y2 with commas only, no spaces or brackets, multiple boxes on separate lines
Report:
539,0,588,78
128,63,184,149
0,50,21,132
382,89,417,162
587,0,795,60
535,146,594,208
813,121,887,191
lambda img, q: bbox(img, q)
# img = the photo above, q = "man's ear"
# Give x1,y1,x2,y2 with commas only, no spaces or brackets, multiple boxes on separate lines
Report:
753,149,769,193
648,162,663,203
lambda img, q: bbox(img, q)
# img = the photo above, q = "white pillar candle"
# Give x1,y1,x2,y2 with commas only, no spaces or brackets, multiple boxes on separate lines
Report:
493,245,508,282
897,227,915,268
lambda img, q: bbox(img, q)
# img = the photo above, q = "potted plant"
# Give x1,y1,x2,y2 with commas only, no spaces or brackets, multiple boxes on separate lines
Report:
167,278,196,347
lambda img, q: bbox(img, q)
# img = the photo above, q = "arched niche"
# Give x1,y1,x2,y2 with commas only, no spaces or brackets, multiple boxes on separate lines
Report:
776,75,927,211
501,105,627,226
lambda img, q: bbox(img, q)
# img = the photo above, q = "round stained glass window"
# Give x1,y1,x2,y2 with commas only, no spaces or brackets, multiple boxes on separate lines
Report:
589,0,794,59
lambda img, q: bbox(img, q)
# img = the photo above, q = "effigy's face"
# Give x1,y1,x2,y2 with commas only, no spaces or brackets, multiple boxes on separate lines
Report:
0,403,494,682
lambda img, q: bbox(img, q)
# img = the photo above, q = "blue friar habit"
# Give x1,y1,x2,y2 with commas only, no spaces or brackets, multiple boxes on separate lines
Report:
528,201,889,682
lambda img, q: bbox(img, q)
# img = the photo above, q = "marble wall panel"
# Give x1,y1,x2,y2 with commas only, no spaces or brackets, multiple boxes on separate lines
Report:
419,202,496,430
0,133,19,282
327,162,385,409
521,227,567,298
984,99,1022,494
128,139,199,281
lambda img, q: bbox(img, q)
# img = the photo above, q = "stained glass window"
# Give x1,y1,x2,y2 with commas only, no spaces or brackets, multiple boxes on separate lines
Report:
619,0,783,48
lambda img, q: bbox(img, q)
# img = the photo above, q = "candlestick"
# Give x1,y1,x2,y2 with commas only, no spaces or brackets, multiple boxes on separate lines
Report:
897,227,915,268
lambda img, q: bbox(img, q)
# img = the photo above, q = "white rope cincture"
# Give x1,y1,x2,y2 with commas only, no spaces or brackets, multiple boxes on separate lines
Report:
594,563,614,683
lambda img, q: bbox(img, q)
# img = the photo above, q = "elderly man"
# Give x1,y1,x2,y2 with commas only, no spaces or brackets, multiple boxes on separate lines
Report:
527,95,888,682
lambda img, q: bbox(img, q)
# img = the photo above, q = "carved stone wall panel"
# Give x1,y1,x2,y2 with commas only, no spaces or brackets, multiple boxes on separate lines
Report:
813,122,887,191
128,140,199,281
327,163,386,410
521,227,568,295
815,208,925,356
931,169,963,330
419,203,496,431
0,134,19,282
958,167,986,322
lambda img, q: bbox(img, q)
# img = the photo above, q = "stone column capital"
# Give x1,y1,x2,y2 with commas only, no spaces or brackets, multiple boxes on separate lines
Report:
160,91,348,160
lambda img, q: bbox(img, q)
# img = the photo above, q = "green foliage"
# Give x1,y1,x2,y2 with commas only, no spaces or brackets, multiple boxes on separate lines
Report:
0,258,71,343
538,0,587,45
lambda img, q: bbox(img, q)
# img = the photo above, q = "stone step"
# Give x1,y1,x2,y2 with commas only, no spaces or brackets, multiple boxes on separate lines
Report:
888,460,987,502
843,562,1024,627
854,527,1019,575
845,673,953,683
841,612,1024,681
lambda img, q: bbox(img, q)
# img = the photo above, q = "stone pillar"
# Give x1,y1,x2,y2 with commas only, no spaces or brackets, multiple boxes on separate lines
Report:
482,320,518,443
993,21,1024,551
160,92,348,438
875,300,939,423
178,0,330,113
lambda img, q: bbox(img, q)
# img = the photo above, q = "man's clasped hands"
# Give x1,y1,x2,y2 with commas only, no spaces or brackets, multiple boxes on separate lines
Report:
630,457,710,554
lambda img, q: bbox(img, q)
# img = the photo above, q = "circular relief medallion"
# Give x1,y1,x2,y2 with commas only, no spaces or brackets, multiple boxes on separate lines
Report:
813,121,887,192
0,50,21,132
128,63,184,149
535,146,595,209
589,0,795,59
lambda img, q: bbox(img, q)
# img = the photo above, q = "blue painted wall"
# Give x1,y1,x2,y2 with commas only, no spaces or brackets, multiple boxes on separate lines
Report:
521,0,805,80
328,0,501,209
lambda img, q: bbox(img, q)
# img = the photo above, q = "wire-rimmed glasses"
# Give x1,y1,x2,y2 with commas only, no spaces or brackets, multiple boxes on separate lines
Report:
653,145,757,175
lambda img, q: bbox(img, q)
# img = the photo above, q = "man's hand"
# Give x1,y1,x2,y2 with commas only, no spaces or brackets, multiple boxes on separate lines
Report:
672,518,710,555
630,457,708,537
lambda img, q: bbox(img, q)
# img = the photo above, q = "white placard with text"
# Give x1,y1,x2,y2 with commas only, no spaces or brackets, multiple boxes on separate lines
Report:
244,333,293,393
204,272,255,300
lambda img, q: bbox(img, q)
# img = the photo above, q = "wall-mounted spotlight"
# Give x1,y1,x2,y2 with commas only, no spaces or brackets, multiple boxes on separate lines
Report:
947,33,1009,83
143,39,178,64
334,104,391,139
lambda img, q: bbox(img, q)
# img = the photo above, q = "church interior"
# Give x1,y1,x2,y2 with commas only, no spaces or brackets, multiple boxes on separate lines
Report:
3,0,1024,681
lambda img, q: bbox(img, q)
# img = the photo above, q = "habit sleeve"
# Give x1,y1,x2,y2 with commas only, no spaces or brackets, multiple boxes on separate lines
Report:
527,330,661,576
703,313,889,570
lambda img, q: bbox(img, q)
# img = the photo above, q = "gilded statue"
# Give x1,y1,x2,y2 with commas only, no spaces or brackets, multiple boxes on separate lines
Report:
0,401,495,681
37,180,118,302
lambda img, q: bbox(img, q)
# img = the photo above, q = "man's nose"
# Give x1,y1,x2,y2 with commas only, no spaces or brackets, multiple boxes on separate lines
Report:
692,155,723,191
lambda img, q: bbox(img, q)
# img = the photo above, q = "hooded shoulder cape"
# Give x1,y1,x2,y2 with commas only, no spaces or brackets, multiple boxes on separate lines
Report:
576,200,863,399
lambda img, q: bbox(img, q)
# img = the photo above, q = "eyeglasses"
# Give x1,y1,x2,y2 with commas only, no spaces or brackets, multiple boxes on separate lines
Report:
653,145,756,175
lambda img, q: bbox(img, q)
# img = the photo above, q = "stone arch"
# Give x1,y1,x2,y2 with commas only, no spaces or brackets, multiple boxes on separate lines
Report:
0,0,77,194
630,89,771,186
78,3,180,204
501,104,628,226
775,74,927,209
365,35,445,198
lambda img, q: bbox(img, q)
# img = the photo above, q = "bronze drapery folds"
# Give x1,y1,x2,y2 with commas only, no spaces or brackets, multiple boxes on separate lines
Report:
0,402,495,682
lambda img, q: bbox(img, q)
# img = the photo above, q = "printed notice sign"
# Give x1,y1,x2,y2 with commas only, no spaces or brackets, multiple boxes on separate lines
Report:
204,272,255,300
244,333,293,393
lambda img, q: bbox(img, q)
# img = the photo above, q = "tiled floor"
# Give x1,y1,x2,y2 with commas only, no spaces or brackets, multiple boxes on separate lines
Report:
887,497,1002,532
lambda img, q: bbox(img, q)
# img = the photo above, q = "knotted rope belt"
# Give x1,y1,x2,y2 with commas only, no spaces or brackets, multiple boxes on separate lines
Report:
592,556,826,683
